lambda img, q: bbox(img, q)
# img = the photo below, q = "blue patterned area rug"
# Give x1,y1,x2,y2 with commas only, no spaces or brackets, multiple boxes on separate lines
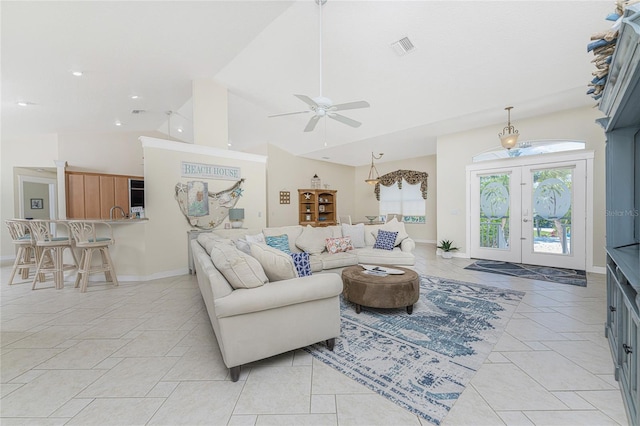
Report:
304,275,524,425
464,260,587,287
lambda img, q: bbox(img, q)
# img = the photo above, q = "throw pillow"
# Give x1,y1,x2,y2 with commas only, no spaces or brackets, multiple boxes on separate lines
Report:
249,243,298,281
265,234,291,254
295,225,333,254
325,236,354,254
373,230,398,251
235,238,251,255
372,217,409,246
290,252,312,277
341,223,366,248
245,233,266,244
210,243,268,289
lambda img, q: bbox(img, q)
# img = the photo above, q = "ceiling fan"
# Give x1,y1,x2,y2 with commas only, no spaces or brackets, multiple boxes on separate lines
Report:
268,0,370,132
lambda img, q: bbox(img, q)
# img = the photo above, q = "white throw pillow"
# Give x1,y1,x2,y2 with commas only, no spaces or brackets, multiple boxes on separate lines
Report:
235,238,251,255
250,243,298,281
210,243,268,289
295,225,333,254
372,217,409,246
245,233,266,244
341,223,366,248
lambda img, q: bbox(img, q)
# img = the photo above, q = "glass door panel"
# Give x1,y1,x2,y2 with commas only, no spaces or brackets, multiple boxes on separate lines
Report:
522,161,586,270
470,168,521,263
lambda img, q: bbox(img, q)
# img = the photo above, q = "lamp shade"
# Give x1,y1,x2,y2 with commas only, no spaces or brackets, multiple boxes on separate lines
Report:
229,208,244,220
500,133,519,150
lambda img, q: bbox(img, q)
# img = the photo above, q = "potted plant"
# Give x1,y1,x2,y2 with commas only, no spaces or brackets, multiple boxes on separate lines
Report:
437,239,459,259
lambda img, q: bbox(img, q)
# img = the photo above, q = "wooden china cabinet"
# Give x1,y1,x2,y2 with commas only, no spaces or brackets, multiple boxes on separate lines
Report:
298,189,337,226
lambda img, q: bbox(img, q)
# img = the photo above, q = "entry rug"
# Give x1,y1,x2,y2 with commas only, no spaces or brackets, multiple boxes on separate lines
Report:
304,275,524,425
464,260,587,287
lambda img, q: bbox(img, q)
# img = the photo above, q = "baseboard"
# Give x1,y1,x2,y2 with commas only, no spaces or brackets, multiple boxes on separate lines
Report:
588,265,606,275
413,239,436,244
114,268,189,282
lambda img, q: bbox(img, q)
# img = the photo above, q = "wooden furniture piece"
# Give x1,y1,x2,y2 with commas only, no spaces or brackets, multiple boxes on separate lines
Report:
68,221,119,293
66,171,143,219
341,265,420,314
28,220,78,290
599,5,640,425
5,219,37,285
298,189,337,226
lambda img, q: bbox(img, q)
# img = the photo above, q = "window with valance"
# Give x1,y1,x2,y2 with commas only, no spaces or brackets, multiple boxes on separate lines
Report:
375,170,428,223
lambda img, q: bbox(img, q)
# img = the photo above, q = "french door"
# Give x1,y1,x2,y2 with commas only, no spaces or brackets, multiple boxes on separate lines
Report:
470,158,586,270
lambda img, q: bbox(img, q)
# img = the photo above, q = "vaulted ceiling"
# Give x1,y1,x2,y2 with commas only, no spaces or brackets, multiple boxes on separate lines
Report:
1,1,613,166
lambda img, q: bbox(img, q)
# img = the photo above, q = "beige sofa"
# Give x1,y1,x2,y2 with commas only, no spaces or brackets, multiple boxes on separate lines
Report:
214,220,416,272
191,233,342,381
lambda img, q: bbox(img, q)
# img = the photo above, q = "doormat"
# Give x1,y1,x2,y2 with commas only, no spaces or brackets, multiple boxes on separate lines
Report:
305,275,524,425
464,259,586,287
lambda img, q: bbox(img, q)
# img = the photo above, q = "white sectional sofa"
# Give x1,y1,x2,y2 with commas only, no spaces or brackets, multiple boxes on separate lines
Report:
215,220,416,272
190,219,415,381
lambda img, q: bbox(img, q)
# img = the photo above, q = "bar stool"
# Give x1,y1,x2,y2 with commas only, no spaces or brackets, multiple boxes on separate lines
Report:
29,220,78,290
5,219,37,284
68,221,119,293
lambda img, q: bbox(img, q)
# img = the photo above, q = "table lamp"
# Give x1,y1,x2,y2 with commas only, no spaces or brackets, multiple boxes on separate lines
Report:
229,208,245,228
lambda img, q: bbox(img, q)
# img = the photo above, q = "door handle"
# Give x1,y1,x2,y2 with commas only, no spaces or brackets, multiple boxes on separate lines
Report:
522,218,529,222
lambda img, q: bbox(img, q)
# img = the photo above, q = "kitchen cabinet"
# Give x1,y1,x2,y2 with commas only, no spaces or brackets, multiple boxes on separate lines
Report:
66,171,142,219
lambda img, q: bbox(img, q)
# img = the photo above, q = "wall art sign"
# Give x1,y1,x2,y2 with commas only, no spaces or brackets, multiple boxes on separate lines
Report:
181,161,241,180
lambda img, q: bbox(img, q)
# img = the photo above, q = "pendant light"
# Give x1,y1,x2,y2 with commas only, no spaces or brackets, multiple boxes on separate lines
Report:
365,152,384,185
498,106,520,150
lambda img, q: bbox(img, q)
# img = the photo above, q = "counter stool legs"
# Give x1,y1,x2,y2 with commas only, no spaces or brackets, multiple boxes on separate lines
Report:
74,246,119,293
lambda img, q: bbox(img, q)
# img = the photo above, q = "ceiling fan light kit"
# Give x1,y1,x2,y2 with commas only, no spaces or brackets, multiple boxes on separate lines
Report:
268,0,370,133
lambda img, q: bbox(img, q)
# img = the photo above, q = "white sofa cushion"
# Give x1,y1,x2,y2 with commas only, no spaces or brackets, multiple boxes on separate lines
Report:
371,218,409,246
198,233,234,255
295,225,333,254
341,223,366,248
210,243,268,289
312,251,358,270
250,242,299,281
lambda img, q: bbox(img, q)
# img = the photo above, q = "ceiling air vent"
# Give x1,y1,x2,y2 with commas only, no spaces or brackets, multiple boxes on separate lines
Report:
391,37,415,56
131,109,146,114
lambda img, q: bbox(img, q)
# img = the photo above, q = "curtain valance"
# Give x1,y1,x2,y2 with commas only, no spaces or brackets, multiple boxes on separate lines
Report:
374,169,428,201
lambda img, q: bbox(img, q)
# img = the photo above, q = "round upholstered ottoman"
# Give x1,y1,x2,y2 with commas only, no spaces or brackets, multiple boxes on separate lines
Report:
341,265,420,314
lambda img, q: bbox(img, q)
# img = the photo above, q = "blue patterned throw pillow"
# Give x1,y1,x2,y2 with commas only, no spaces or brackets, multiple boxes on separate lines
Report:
265,234,291,254
290,252,312,277
373,230,398,251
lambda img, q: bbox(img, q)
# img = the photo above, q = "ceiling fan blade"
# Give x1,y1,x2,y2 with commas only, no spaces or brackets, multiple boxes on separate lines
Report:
328,113,361,128
294,94,319,108
304,115,322,132
268,110,310,118
331,100,370,111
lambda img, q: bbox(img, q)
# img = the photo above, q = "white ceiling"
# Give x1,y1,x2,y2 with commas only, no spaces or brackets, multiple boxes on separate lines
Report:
1,1,613,167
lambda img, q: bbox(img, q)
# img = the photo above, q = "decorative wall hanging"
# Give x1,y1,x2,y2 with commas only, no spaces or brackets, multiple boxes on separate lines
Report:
175,179,244,229
374,170,428,201
280,191,291,204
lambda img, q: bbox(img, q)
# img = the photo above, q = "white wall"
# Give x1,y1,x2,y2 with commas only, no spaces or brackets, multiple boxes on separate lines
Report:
354,155,437,243
265,144,355,227
437,106,606,269
1,134,59,260
140,137,267,277
22,182,50,219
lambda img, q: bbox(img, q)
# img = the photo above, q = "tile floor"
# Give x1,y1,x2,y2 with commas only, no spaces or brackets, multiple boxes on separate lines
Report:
0,243,629,425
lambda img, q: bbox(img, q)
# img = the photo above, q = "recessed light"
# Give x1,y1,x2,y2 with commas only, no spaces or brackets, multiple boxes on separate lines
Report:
114,120,122,126
130,95,139,100
227,142,232,146
17,101,29,107
177,127,183,133
71,71,83,77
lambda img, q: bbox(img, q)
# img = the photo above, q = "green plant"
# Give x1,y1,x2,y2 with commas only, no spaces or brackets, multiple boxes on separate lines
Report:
437,239,459,252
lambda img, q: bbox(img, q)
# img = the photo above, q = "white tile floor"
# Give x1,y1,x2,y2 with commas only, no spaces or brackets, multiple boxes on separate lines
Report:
0,243,629,425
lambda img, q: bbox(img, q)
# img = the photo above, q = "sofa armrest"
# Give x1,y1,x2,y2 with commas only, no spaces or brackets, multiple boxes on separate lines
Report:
214,273,343,318
400,238,415,253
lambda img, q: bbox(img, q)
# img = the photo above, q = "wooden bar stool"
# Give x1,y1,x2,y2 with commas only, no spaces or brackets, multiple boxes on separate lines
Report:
5,219,37,284
28,220,78,290
68,221,119,293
